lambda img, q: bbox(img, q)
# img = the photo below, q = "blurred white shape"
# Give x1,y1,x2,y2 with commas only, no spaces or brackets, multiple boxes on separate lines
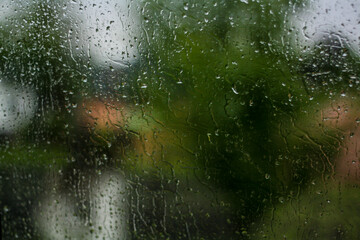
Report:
65,0,141,68
288,0,360,56
0,0,36,23
0,0,14,22
90,172,128,240
35,195,88,239
35,172,128,240
0,83,36,134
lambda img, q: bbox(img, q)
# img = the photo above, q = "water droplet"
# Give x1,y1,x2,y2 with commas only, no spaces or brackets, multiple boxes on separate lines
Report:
231,86,239,95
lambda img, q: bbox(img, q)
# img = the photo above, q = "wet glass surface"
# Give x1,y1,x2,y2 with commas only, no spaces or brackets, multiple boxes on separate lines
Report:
1,0,360,239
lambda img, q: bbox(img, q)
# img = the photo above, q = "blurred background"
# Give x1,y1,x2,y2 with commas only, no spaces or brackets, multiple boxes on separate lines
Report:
1,0,360,239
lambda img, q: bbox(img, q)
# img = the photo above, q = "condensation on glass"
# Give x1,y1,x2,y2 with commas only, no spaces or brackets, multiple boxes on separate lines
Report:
1,0,360,239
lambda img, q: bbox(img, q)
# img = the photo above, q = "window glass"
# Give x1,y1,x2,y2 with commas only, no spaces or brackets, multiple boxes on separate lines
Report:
1,0,359,239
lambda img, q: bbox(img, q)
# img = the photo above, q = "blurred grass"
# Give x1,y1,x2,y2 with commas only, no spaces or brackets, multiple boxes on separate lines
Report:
0,143,68,167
